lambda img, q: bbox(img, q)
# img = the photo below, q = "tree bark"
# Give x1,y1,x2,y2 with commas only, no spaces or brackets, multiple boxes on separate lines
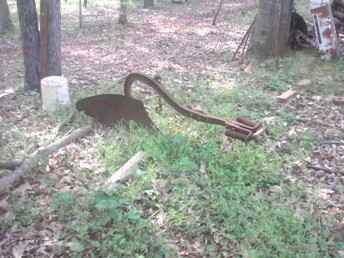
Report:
40,0,62,78
118,0,128,25
0,0,12,34
40,0,49,78
16,0,41,92
144,0,154,8
249,0,293,58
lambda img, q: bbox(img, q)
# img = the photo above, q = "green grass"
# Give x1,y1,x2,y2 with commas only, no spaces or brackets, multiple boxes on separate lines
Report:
0,192,43,236
4,49,340,257
46,119,332,257
4,0,343,256
51,189,172,258
47,49,342,256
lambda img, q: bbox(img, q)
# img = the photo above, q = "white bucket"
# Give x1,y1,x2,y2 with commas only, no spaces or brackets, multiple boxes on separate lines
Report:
41,76,71,112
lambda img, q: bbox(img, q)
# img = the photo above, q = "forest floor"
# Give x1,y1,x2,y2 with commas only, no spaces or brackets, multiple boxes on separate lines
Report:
0,0,344,257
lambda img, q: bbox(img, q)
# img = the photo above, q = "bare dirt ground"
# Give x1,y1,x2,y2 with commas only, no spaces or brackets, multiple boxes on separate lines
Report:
0,0,343,257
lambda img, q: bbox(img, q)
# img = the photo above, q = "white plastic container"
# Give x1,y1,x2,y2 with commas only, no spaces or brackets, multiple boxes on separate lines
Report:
310,0,337,59
41,76,71,112
310,0,328,9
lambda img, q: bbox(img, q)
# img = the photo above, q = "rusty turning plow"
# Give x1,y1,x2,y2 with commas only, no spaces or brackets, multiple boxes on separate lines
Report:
76,73,265,142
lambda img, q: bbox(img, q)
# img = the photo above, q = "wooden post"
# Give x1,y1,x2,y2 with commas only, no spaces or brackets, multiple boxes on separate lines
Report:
40,0,62,78
40,0,49,79
16,0,41,91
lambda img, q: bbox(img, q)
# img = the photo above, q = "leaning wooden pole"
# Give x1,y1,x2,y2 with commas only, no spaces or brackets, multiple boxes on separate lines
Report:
212,0,225,25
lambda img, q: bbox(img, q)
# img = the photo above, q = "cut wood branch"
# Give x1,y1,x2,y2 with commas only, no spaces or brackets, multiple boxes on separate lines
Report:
0,126,93,193
105,151,145,189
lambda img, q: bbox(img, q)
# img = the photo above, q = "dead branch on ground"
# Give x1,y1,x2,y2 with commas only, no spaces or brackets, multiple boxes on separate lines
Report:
0,126,93,193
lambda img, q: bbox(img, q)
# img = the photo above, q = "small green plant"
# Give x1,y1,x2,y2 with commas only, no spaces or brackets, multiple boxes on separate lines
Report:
51,190,172,257
8,197,42,228
335,59,344,72
267,73,292,91
279,111,299,126
51,191,77,220
229,87,274,117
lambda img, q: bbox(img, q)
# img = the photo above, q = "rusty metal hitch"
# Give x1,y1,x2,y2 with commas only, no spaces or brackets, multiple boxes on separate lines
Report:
77,73,265,142
225,117,265,142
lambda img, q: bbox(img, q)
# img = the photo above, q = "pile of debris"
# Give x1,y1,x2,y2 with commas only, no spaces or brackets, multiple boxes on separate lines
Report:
289,1,344,57
333,0,344,36
289,12,314,50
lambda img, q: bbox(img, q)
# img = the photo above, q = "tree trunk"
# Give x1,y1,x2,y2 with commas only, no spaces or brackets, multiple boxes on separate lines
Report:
40,0,62,78
16,0,41,92
144,0,154,8
249,0,293,58
0,0,12,34
118,0,128,25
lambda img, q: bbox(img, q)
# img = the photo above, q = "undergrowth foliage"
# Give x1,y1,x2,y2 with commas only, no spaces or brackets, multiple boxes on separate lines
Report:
2,0,341,256
50,124,332,257
52,190,170,258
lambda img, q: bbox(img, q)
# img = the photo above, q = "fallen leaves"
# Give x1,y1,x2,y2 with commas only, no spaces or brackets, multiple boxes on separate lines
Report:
283,94,344,221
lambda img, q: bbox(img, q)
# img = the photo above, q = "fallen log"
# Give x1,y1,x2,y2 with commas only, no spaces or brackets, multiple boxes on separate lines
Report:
0,126,93,193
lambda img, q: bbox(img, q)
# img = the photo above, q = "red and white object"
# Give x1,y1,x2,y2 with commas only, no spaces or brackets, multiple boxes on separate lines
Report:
311,0,338,59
